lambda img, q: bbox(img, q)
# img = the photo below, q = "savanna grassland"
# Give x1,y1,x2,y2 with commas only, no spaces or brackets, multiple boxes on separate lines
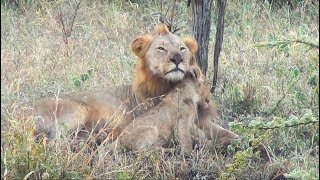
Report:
1,0,319,179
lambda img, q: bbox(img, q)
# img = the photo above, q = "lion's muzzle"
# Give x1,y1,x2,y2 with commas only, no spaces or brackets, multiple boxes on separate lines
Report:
169,52,183,66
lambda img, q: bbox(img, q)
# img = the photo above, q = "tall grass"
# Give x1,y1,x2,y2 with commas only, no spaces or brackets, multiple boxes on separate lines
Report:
1,0,319,179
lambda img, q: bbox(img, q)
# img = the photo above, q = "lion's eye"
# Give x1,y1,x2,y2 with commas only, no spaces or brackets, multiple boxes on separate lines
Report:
157,47,166,51
180,47,186,51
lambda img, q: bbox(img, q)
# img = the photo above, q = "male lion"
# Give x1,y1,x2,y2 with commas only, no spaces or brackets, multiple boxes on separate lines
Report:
130,24,238,145
18,24,238,145
117,66,210,153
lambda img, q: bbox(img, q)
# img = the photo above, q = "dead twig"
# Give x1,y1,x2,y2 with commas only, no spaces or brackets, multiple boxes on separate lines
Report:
158,0,182,34
59,0,82,45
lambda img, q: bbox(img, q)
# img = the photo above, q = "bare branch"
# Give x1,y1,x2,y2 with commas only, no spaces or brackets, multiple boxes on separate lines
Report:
58,0,82,45
293,40,319,49
68,0,82,37
158,0,182,34
211,0,227,93
59,10,68,44
241,120,319,131
168,0,178,31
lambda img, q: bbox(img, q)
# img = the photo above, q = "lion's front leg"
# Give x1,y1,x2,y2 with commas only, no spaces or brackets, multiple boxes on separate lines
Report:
197,103,239,146
202,121,239,146
175,110,195,153
190,123,210,146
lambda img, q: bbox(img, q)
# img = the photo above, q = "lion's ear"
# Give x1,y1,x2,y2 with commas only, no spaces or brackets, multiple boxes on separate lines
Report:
183,37,198,55
131,35,153,58
190,65,204,82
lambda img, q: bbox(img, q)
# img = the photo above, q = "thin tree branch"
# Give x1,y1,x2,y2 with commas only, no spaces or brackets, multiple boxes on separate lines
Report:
266,78,299,117
69,0,82,37
293,40,319,49
211,0,227,93
59,10,68,44
158,0,182,34
58,0,82,45
242,120,319,131
169,0,178,30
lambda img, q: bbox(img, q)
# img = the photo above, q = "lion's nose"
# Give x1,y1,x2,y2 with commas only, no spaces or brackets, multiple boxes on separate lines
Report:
169,53,183,65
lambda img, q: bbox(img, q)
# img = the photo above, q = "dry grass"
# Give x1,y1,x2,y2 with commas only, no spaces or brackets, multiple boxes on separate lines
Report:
1,0,319,179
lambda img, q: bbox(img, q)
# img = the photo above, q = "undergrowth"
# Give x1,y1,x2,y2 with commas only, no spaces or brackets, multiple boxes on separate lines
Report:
1,0,319,179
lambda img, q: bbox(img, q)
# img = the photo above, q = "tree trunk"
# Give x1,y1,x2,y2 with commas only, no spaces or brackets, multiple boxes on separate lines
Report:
190,0,213,75
211,0,227,93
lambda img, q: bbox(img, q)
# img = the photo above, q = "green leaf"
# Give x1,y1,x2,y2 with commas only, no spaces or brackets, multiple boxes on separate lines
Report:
308,75,318,88
73,79,81,88
87,68,94,77
292,67,300,78
80,74,90,82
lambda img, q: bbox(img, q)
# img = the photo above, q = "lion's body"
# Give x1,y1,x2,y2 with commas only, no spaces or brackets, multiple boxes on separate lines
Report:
26,85,131,139
118,74,209,152
20,24,238,146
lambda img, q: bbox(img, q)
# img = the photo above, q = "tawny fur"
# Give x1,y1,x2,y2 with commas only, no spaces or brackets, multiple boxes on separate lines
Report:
17,24,238,146
118,67,210,153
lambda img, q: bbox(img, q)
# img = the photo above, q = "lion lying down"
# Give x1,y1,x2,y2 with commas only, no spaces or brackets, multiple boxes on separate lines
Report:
17,24,238,148
117,67,209,153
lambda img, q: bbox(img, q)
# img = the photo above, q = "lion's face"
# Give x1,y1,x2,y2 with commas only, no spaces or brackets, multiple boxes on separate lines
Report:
131,25,198,82
144,34,194,81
